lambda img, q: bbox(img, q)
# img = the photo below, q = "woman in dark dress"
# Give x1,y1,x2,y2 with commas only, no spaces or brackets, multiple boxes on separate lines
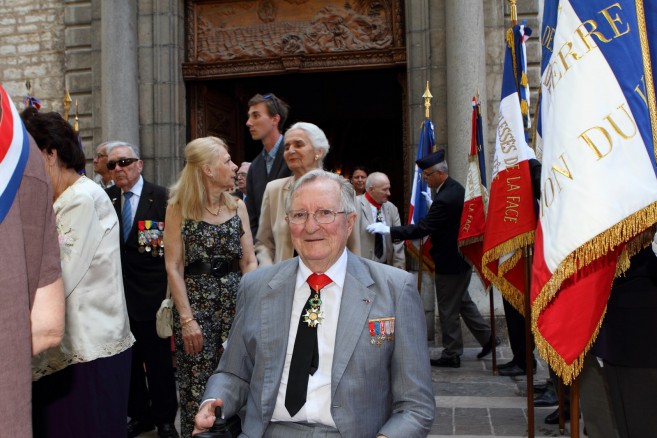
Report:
164,136,257,437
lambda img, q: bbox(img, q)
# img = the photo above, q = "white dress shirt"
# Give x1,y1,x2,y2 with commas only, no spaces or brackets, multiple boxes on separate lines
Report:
122,175,143,224
271,249,348,427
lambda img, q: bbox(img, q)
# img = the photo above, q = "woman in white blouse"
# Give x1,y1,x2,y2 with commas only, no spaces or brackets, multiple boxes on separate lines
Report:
22,108,135,437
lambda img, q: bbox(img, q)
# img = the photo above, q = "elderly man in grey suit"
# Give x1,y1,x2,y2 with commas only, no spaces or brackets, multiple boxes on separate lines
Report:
194,170,434,437
357,172,405,269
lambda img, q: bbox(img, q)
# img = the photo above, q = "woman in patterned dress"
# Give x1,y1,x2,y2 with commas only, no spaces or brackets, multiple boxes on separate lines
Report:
165,136,257,437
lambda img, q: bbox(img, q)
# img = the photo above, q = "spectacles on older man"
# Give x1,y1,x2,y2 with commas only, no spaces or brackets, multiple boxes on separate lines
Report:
286,209,346,225
421,169,439,179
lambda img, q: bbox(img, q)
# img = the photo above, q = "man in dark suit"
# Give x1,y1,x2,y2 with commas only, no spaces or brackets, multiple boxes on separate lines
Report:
245,93,291,238
588,243,657,436
368,149,493,368
194,170,434,437
106,142,179,438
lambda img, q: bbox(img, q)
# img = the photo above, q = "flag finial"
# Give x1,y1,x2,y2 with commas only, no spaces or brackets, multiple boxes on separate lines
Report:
509,0,517,26
63,89,72,122
74,99,79,132
422,81,433,118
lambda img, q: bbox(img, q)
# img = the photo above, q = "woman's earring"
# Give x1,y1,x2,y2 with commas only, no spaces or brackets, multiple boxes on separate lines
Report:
314,154,319,161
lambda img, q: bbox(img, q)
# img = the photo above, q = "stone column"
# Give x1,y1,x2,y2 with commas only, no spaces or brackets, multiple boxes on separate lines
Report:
101,0,139,146
445,0,489,184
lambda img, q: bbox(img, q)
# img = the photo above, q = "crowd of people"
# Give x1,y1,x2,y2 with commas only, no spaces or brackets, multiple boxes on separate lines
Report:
3,84,656,438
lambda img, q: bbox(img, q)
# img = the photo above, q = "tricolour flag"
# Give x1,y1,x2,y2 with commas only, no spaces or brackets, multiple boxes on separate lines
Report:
482,23,537,314
407,118,435,272
458,97,490,288
531,0,657,384
0,84,30,224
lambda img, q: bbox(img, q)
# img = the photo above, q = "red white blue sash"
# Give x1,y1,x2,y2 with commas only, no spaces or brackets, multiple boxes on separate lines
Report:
0,85,30,224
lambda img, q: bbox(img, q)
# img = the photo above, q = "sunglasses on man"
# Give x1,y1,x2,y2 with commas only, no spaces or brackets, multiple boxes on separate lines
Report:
107,158,139,170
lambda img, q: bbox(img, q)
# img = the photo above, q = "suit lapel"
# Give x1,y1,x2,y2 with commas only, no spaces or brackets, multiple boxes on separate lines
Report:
131,181,155,239
332,253,375,398
259,260,298,420
359,197,373,226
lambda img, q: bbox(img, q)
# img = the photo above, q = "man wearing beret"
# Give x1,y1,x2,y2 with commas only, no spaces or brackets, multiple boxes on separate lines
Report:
367,149,493,367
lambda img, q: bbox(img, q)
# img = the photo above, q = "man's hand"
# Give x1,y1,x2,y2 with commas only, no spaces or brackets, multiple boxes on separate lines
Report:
422,190,433,208
366,223,390,235
193,398,223,435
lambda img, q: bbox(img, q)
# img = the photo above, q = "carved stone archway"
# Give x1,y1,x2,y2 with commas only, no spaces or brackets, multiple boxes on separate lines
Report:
183,0,409,208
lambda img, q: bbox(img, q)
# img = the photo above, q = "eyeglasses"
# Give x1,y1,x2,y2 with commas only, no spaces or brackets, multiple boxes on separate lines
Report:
236,172,248,178
422,169,439,179
286,209,346,225
107,158,139,170
263,93,281,116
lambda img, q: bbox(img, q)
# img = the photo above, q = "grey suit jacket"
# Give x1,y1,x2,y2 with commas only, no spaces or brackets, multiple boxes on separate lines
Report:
202,252,434,437
357,195,406,269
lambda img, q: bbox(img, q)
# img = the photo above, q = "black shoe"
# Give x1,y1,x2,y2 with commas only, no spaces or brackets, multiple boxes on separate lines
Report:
534,388,558,407
430,356,461,368
127,419,155,438
497,363,536,376
157,423,180,438
545,407,570,425
533,381,550,393
497,360,516,370
477,336,501,359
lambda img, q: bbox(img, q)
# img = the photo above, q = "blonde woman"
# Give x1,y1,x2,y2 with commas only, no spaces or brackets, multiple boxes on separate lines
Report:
164,137,257,437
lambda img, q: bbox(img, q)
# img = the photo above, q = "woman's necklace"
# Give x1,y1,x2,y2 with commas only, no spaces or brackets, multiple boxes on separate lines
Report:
205,205,224,216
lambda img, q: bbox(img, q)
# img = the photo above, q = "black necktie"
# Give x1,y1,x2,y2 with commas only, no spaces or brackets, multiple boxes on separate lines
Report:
374,208,384,258
285,273,332,417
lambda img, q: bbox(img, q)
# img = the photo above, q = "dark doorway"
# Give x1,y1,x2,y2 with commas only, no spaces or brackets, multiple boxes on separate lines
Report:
188,67,407,210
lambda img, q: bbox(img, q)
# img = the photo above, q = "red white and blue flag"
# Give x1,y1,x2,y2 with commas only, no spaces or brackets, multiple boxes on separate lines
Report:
407,118,435,271
482,23,537,314
531,0,657,384
0,85,30,224
458,97,490,288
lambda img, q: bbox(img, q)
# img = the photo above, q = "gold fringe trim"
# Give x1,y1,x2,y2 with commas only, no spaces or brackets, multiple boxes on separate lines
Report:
506,28,518,89
532,304,607,385
458,236,483,249
635,0,657,160
520,99,528,115
531,203,657,383
481,231,535,317
521,72,528,88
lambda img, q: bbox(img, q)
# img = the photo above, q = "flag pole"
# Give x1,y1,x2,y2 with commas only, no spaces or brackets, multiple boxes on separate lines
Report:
570,379,580,438
417,83,433,292
523,245,535,438
557,378,565,434
477,86,497,374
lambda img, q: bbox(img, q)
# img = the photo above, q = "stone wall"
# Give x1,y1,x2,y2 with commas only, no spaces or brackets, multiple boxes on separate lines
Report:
0,0,66,112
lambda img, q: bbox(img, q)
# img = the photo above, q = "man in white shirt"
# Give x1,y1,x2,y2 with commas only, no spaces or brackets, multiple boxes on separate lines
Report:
194,170,434,437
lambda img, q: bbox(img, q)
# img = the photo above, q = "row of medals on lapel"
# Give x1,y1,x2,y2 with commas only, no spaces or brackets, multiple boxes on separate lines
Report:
137,220,164,257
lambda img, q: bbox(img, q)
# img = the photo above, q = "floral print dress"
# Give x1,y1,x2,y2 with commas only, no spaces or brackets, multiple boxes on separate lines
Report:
173,215,243,437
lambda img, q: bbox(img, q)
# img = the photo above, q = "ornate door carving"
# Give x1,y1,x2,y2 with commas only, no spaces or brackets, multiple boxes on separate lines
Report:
183,0,405,79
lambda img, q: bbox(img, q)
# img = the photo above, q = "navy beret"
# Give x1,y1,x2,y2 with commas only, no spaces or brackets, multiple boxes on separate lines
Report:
416,149,445,170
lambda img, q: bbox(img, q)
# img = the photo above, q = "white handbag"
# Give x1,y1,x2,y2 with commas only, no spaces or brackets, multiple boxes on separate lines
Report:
155,286,174,338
